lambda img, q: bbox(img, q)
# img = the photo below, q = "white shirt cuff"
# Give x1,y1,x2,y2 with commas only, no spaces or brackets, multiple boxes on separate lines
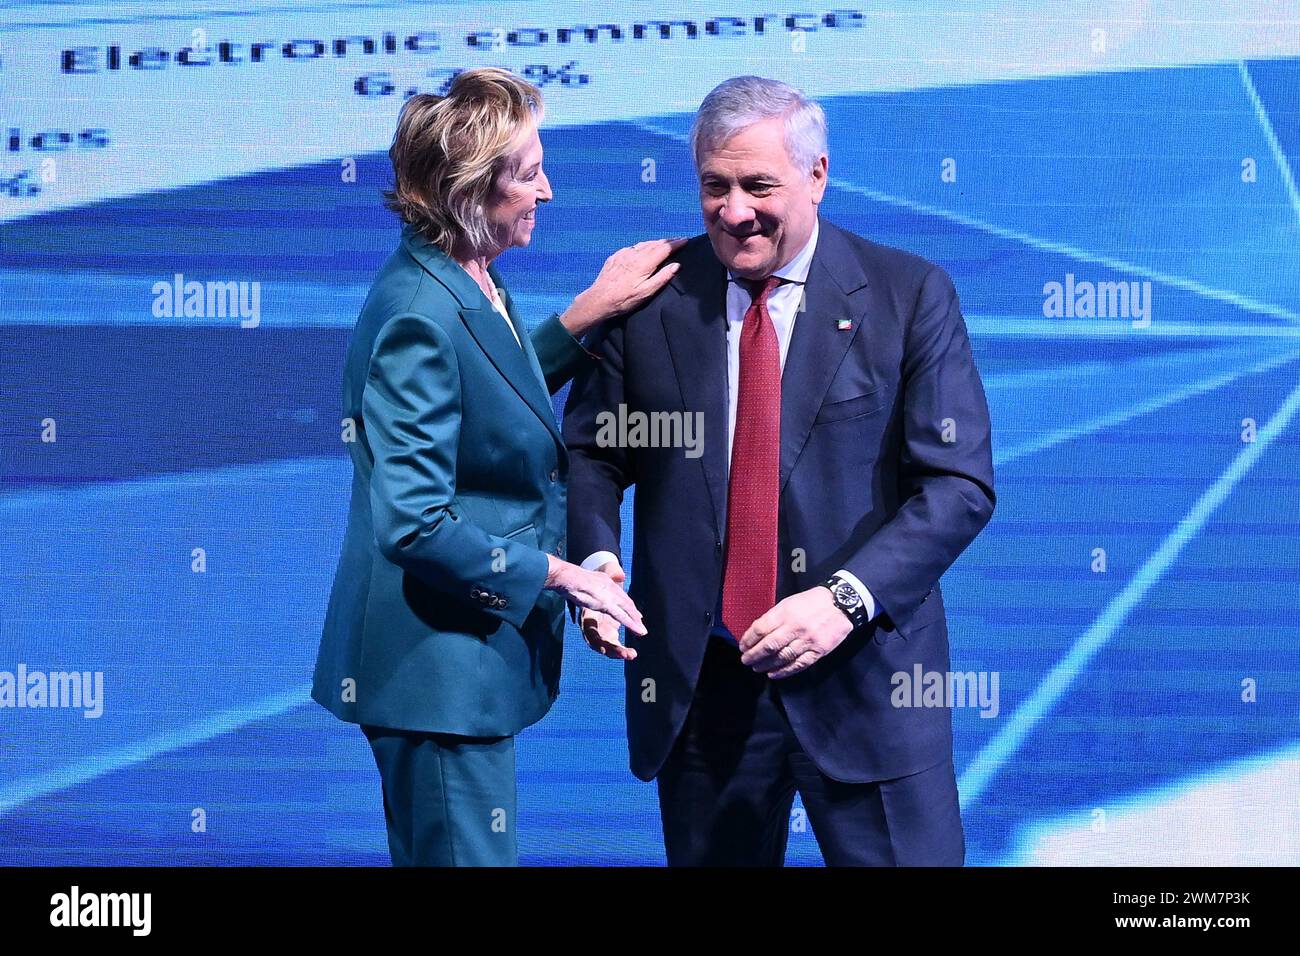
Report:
833,568,877,621
581,550,621,572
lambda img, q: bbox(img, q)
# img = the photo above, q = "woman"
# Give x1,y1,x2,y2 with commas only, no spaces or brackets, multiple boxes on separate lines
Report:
311,68,681,866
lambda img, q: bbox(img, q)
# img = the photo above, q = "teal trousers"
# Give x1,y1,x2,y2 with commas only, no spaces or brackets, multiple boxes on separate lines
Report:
362,724,517,866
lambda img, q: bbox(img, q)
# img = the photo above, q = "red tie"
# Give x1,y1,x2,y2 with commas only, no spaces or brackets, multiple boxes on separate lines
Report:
722,275,784,639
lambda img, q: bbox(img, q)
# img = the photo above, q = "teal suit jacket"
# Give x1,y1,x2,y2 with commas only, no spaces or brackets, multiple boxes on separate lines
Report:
312,223,592,737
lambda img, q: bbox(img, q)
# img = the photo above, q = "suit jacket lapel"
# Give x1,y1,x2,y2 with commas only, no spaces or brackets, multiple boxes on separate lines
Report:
459,302,564,447
489,264,551,400
401,226,562,446
778,219,871,492
660,221,874,534
661,238,730,535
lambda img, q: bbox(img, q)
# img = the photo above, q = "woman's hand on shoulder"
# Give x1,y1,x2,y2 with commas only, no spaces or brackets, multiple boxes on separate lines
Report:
559,237,690,337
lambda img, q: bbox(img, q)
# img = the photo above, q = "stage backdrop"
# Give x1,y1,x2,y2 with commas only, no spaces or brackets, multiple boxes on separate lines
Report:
2,0,1298,865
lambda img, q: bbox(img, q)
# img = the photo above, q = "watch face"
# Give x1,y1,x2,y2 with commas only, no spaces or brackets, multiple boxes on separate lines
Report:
833,582,861,609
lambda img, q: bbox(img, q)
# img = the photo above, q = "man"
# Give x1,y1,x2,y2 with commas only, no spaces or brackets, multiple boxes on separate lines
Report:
563,76,995,866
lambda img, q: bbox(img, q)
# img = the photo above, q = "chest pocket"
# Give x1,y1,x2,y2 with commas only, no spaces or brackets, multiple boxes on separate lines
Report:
813,384,887,425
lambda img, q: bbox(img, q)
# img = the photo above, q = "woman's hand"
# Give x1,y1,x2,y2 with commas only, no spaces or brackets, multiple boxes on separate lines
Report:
545,555,646,636
559,237,690,337
577,560,638,660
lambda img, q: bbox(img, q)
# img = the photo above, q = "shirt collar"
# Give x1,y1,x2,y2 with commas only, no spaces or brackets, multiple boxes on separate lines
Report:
727,216,820,286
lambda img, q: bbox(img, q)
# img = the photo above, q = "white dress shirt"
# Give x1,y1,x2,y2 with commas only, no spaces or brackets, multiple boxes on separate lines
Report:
582,218,878,630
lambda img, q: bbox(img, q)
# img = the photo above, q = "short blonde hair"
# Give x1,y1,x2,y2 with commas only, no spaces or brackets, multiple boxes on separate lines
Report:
383,67,544,255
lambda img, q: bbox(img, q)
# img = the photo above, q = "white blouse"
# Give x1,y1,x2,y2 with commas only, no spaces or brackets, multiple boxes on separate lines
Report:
487,290,523,349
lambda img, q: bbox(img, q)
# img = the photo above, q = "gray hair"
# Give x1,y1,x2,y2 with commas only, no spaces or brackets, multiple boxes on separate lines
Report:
689,75,828,175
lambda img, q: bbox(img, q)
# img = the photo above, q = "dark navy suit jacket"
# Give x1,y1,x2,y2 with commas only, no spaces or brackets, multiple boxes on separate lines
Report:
562,214,995,783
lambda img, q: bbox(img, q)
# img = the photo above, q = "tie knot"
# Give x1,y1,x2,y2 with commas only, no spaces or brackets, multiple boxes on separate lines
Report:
740,275,783,306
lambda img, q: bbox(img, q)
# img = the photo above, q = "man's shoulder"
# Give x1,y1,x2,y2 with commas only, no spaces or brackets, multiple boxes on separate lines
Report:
660,232,723,289
818,218,946,288
615,233,722,319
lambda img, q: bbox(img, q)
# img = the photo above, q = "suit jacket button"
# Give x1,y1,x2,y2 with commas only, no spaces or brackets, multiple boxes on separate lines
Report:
549,468,559,482
497,597,508,609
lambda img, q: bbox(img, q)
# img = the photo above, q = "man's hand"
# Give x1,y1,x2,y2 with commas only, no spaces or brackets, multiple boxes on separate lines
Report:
545,556,645,636
579,561,639,661
739,586,854,679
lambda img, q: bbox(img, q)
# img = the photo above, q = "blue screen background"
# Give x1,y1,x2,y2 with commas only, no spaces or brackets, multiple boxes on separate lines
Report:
2,1,1297,865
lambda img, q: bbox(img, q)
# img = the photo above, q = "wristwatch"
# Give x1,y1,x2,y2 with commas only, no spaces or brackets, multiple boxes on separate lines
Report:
821,574,868,630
